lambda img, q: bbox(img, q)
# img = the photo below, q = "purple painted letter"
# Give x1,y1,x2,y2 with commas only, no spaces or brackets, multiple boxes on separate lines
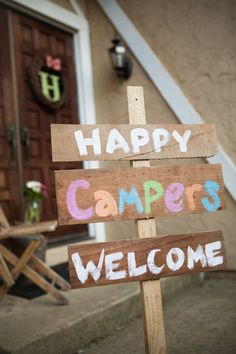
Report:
66,179,94,221
164,183,184,212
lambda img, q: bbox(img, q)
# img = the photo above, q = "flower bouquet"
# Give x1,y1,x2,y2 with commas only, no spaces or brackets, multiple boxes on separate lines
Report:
24,181,48,223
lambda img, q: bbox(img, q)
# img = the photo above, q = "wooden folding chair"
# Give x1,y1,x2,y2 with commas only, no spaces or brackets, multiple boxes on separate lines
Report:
0,206,70,305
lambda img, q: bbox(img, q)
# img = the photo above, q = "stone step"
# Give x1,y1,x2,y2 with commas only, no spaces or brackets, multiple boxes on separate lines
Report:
0,274,202,354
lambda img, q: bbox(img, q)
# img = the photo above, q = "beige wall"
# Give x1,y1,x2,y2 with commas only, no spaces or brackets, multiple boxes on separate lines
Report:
118,0,236,165
52,0,236,269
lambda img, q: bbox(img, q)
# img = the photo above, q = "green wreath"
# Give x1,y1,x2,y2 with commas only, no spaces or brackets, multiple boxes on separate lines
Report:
28,56,68,110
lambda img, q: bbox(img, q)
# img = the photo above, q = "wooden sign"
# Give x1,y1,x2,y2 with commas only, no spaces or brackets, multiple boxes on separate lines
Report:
55,163,225,225
52,86,227,354
51,124,217,161
68,230,226,289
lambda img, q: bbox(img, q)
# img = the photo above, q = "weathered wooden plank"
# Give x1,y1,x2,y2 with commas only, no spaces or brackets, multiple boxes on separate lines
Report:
51,123,217,161
68,229,226,289
55,164,225,225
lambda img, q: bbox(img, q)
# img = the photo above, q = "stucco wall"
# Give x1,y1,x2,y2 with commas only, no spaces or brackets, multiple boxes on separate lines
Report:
52,0,236,269
118,0,236,165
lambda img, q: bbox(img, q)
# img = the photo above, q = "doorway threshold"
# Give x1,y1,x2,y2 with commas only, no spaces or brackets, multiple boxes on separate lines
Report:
46,235,95,266
47,231,93,248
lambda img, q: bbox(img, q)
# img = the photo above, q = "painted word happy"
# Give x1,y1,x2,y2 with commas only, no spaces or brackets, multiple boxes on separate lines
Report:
55,164,225,225
51,124,217,161
68,230,226,288
74,127,191,155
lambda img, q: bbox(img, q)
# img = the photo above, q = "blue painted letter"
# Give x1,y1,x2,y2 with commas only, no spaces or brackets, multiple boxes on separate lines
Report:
119,186,144,214
201,180,221,212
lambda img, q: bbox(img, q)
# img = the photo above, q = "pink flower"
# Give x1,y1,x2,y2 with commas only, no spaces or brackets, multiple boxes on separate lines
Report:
41,183,48,196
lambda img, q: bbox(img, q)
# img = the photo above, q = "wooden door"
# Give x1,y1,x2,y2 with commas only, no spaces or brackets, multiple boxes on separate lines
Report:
0,7,22,222
0,6,88,241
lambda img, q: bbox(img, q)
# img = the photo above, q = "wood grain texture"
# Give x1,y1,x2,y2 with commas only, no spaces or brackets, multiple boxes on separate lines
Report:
51,123,217,161
68,230,226,289
55,164,225,225
128,86,166,354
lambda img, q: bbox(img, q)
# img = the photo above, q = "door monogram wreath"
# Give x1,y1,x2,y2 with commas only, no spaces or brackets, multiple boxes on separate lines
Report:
28,55,68,110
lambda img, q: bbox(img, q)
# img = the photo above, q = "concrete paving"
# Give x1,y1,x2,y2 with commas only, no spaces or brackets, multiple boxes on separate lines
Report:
80,273,236,354
0,273,198,354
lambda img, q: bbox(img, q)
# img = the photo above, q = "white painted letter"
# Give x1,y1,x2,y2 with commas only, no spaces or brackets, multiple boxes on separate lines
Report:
131,128,149,153
187,244,207,270
106,129,130,154
71,249,104,284
152,128,169,152
74,128,101,156
128,252,147,277
172,130,191,152
205,241,224,267
166,247,185,271
105,252,127,280
147,249,165,274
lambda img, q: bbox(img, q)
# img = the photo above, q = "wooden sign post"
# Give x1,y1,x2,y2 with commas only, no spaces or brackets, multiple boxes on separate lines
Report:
128,86,166,353
51,86,227,354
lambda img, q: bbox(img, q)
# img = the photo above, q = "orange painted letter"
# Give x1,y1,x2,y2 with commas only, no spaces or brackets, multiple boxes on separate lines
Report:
186,184,202,210
95,190,118,217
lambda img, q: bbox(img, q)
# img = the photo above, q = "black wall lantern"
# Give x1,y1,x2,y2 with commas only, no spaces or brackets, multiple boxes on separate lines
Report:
109,37,132,80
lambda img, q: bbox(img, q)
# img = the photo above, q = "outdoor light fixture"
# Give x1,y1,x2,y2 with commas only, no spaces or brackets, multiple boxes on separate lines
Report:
109,37,132,80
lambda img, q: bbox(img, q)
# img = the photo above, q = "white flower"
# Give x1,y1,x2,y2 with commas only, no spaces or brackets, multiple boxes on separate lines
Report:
26,181,42,192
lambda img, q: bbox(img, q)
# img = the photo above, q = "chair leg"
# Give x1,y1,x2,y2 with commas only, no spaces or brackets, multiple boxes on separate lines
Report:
0,254,14,287
11,240,42,279
30,255,71,291
0,240,42,301
0,245,69,305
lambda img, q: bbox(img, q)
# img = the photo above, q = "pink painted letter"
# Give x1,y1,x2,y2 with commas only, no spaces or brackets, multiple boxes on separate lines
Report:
66,179,94,220
164,182,184,212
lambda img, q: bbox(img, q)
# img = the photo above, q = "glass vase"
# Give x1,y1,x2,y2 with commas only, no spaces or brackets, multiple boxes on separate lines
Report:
24,200,40,223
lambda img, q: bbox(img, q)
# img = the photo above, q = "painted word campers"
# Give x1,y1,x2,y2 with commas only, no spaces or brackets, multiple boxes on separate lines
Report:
55,164,225,225
71,239,224,286
66,178,221,221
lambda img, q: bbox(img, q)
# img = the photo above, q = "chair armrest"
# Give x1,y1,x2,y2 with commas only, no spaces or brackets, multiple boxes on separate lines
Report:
0,220,58,240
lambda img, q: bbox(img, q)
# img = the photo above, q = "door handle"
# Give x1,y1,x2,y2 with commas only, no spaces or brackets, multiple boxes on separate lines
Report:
20,126,30,165
6,126,16,167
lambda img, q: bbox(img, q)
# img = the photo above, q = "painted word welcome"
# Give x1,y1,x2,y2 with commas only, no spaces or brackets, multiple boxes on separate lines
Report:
68,230,226,288
51,124,217,161
55,164,225,225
